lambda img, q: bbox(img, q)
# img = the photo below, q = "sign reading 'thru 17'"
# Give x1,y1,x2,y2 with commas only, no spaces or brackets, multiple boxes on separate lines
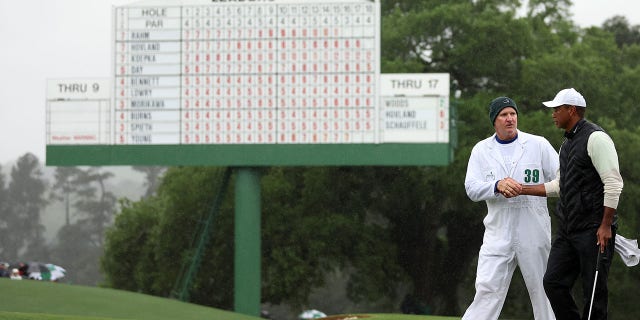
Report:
379,73,449,143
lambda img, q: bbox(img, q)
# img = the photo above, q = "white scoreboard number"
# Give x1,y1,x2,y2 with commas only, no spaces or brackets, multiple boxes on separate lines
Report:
113,0,381,145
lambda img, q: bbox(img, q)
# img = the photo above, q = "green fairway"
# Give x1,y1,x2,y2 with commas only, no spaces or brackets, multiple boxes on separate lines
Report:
0,278,259,320
0,311,117,320
0,279,459,320
323,315,459,320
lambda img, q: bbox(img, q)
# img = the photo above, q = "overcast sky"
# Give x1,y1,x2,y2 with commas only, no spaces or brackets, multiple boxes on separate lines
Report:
1,0,639,165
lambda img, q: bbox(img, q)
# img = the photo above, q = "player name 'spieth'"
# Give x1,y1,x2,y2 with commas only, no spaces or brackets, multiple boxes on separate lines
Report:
131,123,153,132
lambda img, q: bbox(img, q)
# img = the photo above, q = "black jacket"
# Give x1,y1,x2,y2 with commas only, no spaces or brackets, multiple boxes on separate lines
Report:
556,119,617,233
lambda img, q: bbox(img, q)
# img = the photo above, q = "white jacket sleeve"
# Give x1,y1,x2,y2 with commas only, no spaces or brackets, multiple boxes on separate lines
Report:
464,143,499,202
540,138,560,183
538,137,560,197
588,131,623,209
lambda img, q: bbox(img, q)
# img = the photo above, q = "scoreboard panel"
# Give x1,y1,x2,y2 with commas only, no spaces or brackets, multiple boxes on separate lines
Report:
113,0,379,145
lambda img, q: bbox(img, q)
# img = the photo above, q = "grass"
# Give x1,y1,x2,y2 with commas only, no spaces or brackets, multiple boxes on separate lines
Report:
0,278,459,320
0,312,116,320
324,315,459,320
0,278,258,320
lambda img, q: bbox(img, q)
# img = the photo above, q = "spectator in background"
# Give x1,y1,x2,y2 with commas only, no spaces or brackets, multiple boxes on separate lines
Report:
0,263,9,277
17,262,29,278
10,268,22,280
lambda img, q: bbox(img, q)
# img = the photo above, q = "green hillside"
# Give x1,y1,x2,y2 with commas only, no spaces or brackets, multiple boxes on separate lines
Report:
0,279,459,320
0,278,259,320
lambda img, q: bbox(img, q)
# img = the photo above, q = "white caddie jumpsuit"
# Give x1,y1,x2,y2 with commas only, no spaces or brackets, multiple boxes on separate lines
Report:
462,130,558,320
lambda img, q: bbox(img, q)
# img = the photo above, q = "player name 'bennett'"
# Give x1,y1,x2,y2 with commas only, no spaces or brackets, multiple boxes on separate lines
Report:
131,77,160,86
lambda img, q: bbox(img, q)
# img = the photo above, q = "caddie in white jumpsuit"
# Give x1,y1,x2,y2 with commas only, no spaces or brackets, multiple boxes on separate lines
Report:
462,96,558,320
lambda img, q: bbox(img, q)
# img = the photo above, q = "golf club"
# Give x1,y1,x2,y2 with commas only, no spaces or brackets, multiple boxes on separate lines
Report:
587,248,602,320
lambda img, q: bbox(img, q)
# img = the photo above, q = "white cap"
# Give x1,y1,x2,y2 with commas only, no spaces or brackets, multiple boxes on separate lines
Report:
542,88,586,108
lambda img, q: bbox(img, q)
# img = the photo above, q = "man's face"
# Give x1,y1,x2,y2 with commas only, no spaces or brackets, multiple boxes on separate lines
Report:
494,107,518,140
552,105,572,129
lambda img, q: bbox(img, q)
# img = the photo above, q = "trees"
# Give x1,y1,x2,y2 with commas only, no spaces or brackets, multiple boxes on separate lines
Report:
0,165,9,258
603,16,640,48
132,166,167,199
102,167,235,306
2,153,48,261
50,167,83,226
48,166,117,285
72,167,117,248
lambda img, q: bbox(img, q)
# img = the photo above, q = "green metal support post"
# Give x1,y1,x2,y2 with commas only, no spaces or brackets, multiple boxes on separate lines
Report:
234,167,261,316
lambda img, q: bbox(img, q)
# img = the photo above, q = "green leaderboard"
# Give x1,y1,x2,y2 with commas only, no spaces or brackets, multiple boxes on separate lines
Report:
46,143,452,166
46,0,453,166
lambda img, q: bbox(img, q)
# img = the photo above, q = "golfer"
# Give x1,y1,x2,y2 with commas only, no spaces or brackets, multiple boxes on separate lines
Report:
463,96,558,320
520,88,623,320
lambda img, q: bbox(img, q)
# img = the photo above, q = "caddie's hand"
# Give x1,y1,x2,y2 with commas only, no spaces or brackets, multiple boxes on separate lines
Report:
498,177,522,198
